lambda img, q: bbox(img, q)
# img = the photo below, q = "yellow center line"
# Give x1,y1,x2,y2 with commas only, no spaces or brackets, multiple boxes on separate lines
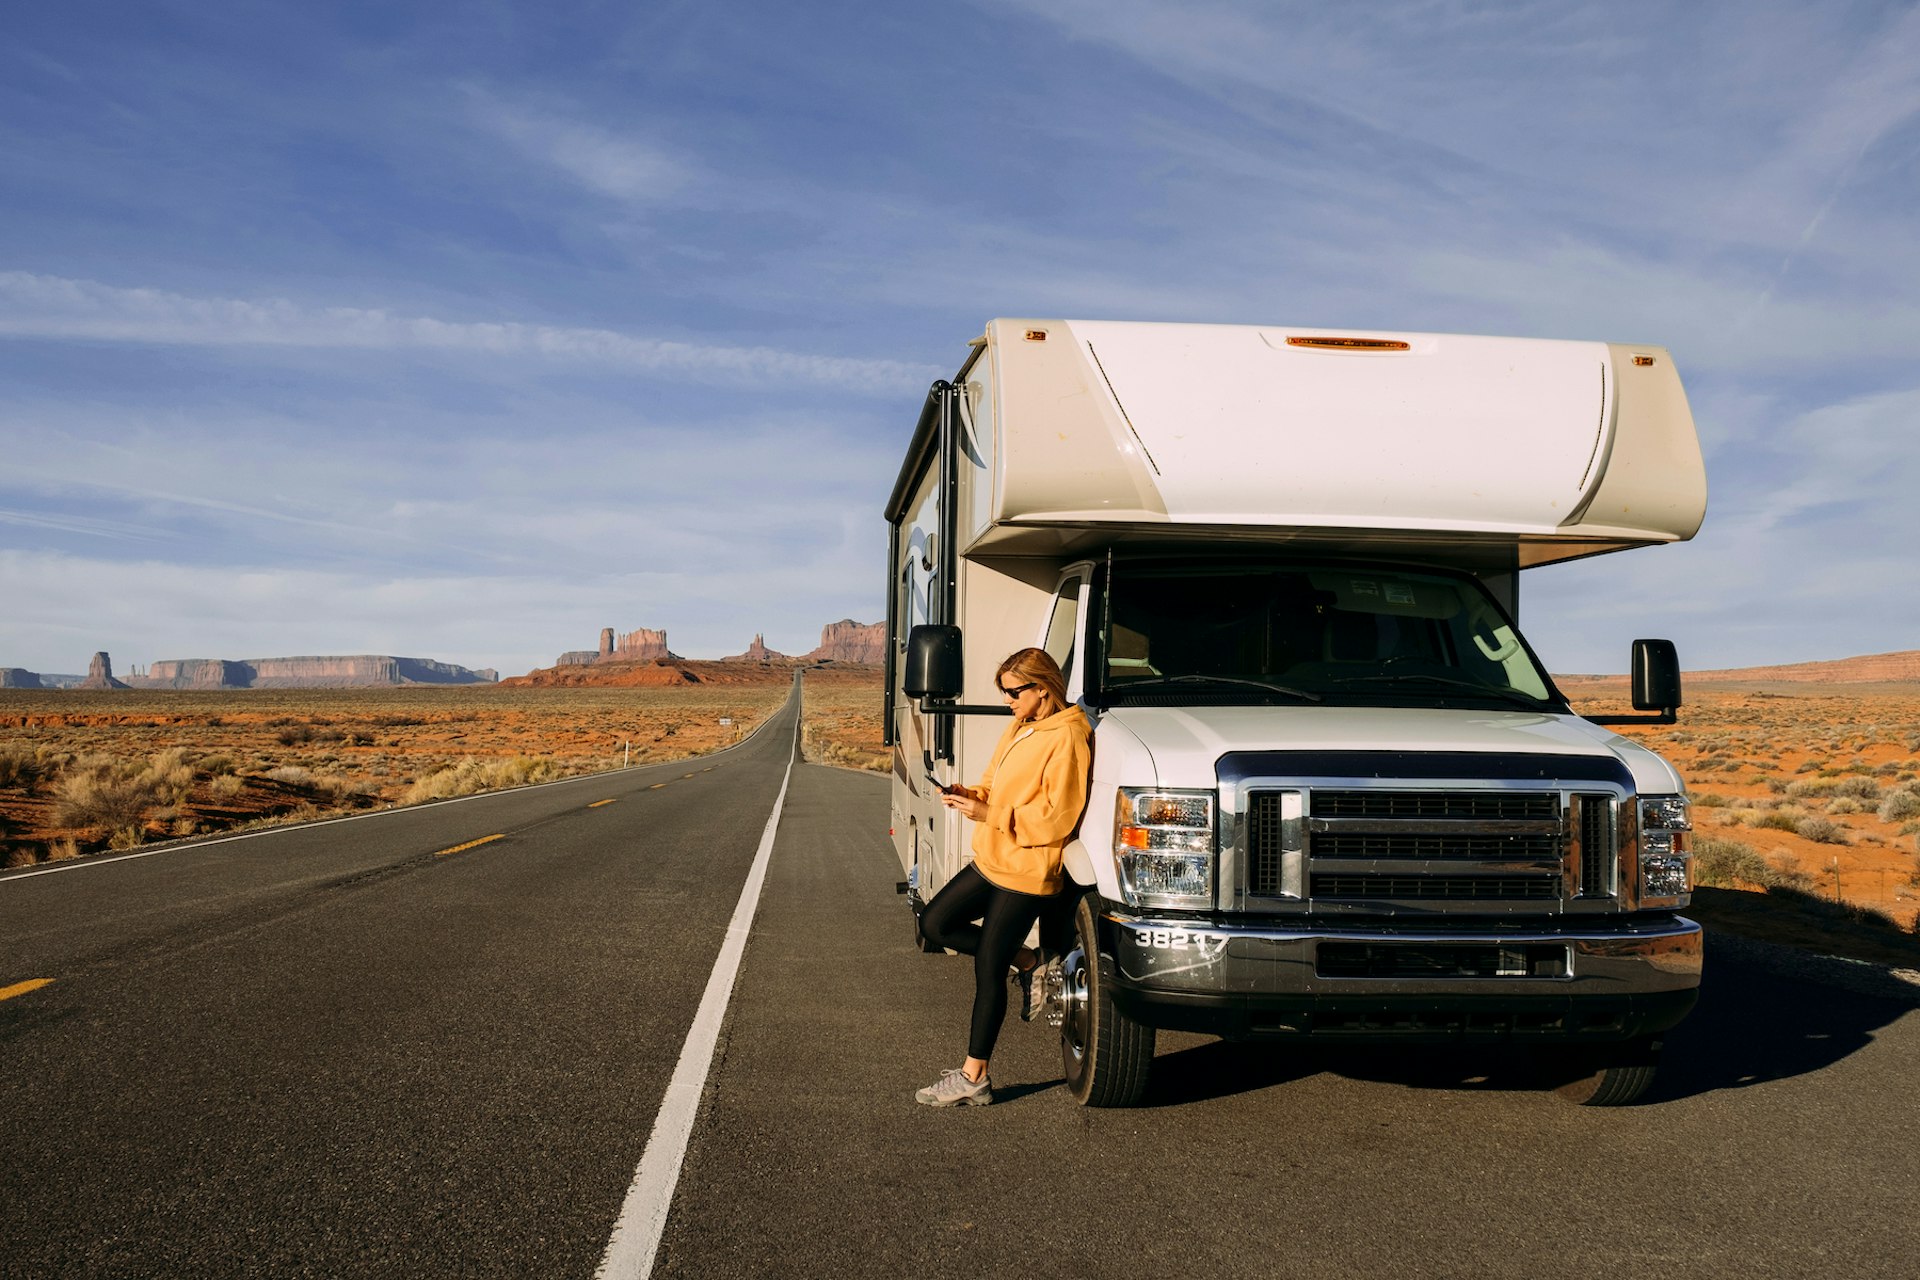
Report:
434,834,505,858
682,773,695,779
589,799,617,808
0,978,55,1003
650,783,667,789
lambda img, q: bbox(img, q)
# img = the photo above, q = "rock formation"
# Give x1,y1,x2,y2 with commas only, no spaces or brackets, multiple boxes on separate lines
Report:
612,627,673,661
552,625,676,668
0,668,45,689
133,655,496,689
144,659,253,689
724,633,789,663
78,651,129,690
803,620,885,665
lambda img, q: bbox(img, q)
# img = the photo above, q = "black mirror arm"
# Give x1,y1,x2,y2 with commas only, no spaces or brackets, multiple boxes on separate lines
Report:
1585,709,1679,726
915,697,1012,717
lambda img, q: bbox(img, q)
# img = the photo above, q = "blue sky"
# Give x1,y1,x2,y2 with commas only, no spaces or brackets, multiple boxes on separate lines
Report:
3,1,1917,677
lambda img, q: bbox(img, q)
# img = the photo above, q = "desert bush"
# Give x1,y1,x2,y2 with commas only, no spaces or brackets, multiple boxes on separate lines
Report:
1794,815,1847,844
1786,778,1837,799
0,744,53,789
53,755,174,838
46,837,81,862
401,756,566,804
209,774,245,800
4,845,38,869
198,753,238,777
1695,837,1806,890
1834,776,1882,801
1755,808,1804,832
1693,792,1730,808
1826,798,1867,815
265,766,315,788
147,748,195,804
1878,789,1920,822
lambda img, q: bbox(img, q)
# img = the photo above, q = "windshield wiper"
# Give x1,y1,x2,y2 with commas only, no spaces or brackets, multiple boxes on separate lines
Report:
1109,674,1322,703
1326,672,1550,711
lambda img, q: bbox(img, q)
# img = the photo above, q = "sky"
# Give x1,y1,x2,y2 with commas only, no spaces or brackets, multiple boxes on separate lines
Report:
2,0,1917,678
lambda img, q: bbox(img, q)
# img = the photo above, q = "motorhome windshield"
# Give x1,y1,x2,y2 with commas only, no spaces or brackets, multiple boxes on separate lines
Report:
1099,562,1560,711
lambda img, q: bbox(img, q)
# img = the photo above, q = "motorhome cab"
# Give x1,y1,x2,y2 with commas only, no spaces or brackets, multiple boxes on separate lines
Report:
885,320,1707,1107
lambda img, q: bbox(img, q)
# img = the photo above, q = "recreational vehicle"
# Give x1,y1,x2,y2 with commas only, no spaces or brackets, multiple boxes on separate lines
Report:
885,319,1706,1106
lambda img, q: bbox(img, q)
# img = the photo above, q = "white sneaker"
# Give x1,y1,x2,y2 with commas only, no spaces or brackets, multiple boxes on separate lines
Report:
914,1066,992,1107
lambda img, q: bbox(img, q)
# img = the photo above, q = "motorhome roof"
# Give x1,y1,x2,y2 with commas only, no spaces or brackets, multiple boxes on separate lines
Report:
932,318,1706,569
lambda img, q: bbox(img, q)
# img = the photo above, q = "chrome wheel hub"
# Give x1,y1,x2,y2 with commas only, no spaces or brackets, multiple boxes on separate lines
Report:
1058,945,1091,1054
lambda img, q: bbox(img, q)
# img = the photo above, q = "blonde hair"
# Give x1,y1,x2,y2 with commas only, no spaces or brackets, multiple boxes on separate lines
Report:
996,648,1068,720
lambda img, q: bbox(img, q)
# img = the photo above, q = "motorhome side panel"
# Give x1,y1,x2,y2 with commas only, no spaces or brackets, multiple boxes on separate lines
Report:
888,456,945,888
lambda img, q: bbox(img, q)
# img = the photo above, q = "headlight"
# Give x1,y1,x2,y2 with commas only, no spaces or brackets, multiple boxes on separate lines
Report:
1115,787,1215,908
1638,794,1692,904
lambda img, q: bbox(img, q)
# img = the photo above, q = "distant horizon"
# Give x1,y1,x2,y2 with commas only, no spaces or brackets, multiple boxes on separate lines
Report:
1,615,888,680
12,638,1920,687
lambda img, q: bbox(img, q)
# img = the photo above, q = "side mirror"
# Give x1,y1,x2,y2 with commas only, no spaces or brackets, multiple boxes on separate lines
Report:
1631,639,1682,711
905,625,964,700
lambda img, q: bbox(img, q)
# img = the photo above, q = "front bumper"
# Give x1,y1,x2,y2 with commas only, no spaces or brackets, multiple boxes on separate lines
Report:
1104,910,1702,1042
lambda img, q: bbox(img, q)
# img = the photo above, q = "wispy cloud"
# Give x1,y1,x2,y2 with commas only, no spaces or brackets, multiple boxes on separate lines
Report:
0,272,930,392
466,94,696,205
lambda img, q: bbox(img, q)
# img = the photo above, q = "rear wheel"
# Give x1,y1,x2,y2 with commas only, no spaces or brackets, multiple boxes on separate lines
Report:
1552,1037,1662,1106
1060,895,1156,1106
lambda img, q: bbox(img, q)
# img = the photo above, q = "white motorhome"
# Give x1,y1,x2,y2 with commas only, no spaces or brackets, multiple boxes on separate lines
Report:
885,319,1706,1107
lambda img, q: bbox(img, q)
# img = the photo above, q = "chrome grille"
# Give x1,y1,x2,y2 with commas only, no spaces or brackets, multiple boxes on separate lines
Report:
1313,791,1556,821
1309,874,1559,899
1313,832,1561,861
1245,785,1619,906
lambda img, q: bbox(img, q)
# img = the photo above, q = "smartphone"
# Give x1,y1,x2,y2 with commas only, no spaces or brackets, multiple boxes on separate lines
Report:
925,769,957,796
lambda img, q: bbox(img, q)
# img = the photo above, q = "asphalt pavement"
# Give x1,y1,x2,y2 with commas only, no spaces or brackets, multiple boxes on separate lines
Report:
5,676,1918,1280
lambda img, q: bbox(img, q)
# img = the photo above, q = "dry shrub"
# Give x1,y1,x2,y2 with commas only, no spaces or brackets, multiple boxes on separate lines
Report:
54,756,164,837
401,756,566,804
209,774,244,800
1878,787,1920,822
4,845,38,869
1694,837,1814,892
1,744,54,789
46,837,81,861
1794,815,1848,844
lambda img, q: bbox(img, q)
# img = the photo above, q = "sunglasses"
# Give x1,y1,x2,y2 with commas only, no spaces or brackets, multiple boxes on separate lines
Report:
998,681,1038,699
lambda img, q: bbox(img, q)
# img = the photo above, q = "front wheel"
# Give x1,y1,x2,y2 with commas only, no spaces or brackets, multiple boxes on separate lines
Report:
1060,895,1156,1106
1551,1037,1662,1106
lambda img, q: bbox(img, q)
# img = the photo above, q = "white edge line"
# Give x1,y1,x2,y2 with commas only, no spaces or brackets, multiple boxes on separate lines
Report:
0,681,796,884
595,697,799,1280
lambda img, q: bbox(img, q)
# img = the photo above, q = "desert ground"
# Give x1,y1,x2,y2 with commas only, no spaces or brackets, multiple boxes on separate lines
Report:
0,668,794,867
6,664,1917,953
1561,679,1920,933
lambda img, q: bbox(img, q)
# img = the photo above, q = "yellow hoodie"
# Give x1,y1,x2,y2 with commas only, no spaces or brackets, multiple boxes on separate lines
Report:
970,704,1092,896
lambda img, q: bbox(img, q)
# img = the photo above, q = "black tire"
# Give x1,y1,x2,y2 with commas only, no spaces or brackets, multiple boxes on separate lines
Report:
1552,1037,1661,1106
1060,894,1156,1106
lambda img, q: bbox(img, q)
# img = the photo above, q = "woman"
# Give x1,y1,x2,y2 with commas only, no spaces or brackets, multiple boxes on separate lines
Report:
914,648,1091,1107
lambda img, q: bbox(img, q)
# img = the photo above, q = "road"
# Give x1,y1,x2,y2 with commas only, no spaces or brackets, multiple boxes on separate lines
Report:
4,678,1918,1278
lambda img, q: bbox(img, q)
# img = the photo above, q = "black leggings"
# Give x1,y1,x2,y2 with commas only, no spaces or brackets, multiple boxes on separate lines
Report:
919,864,1054,1061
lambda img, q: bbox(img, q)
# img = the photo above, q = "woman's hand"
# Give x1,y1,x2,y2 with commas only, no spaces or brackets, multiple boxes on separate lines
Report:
939,787,987,821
